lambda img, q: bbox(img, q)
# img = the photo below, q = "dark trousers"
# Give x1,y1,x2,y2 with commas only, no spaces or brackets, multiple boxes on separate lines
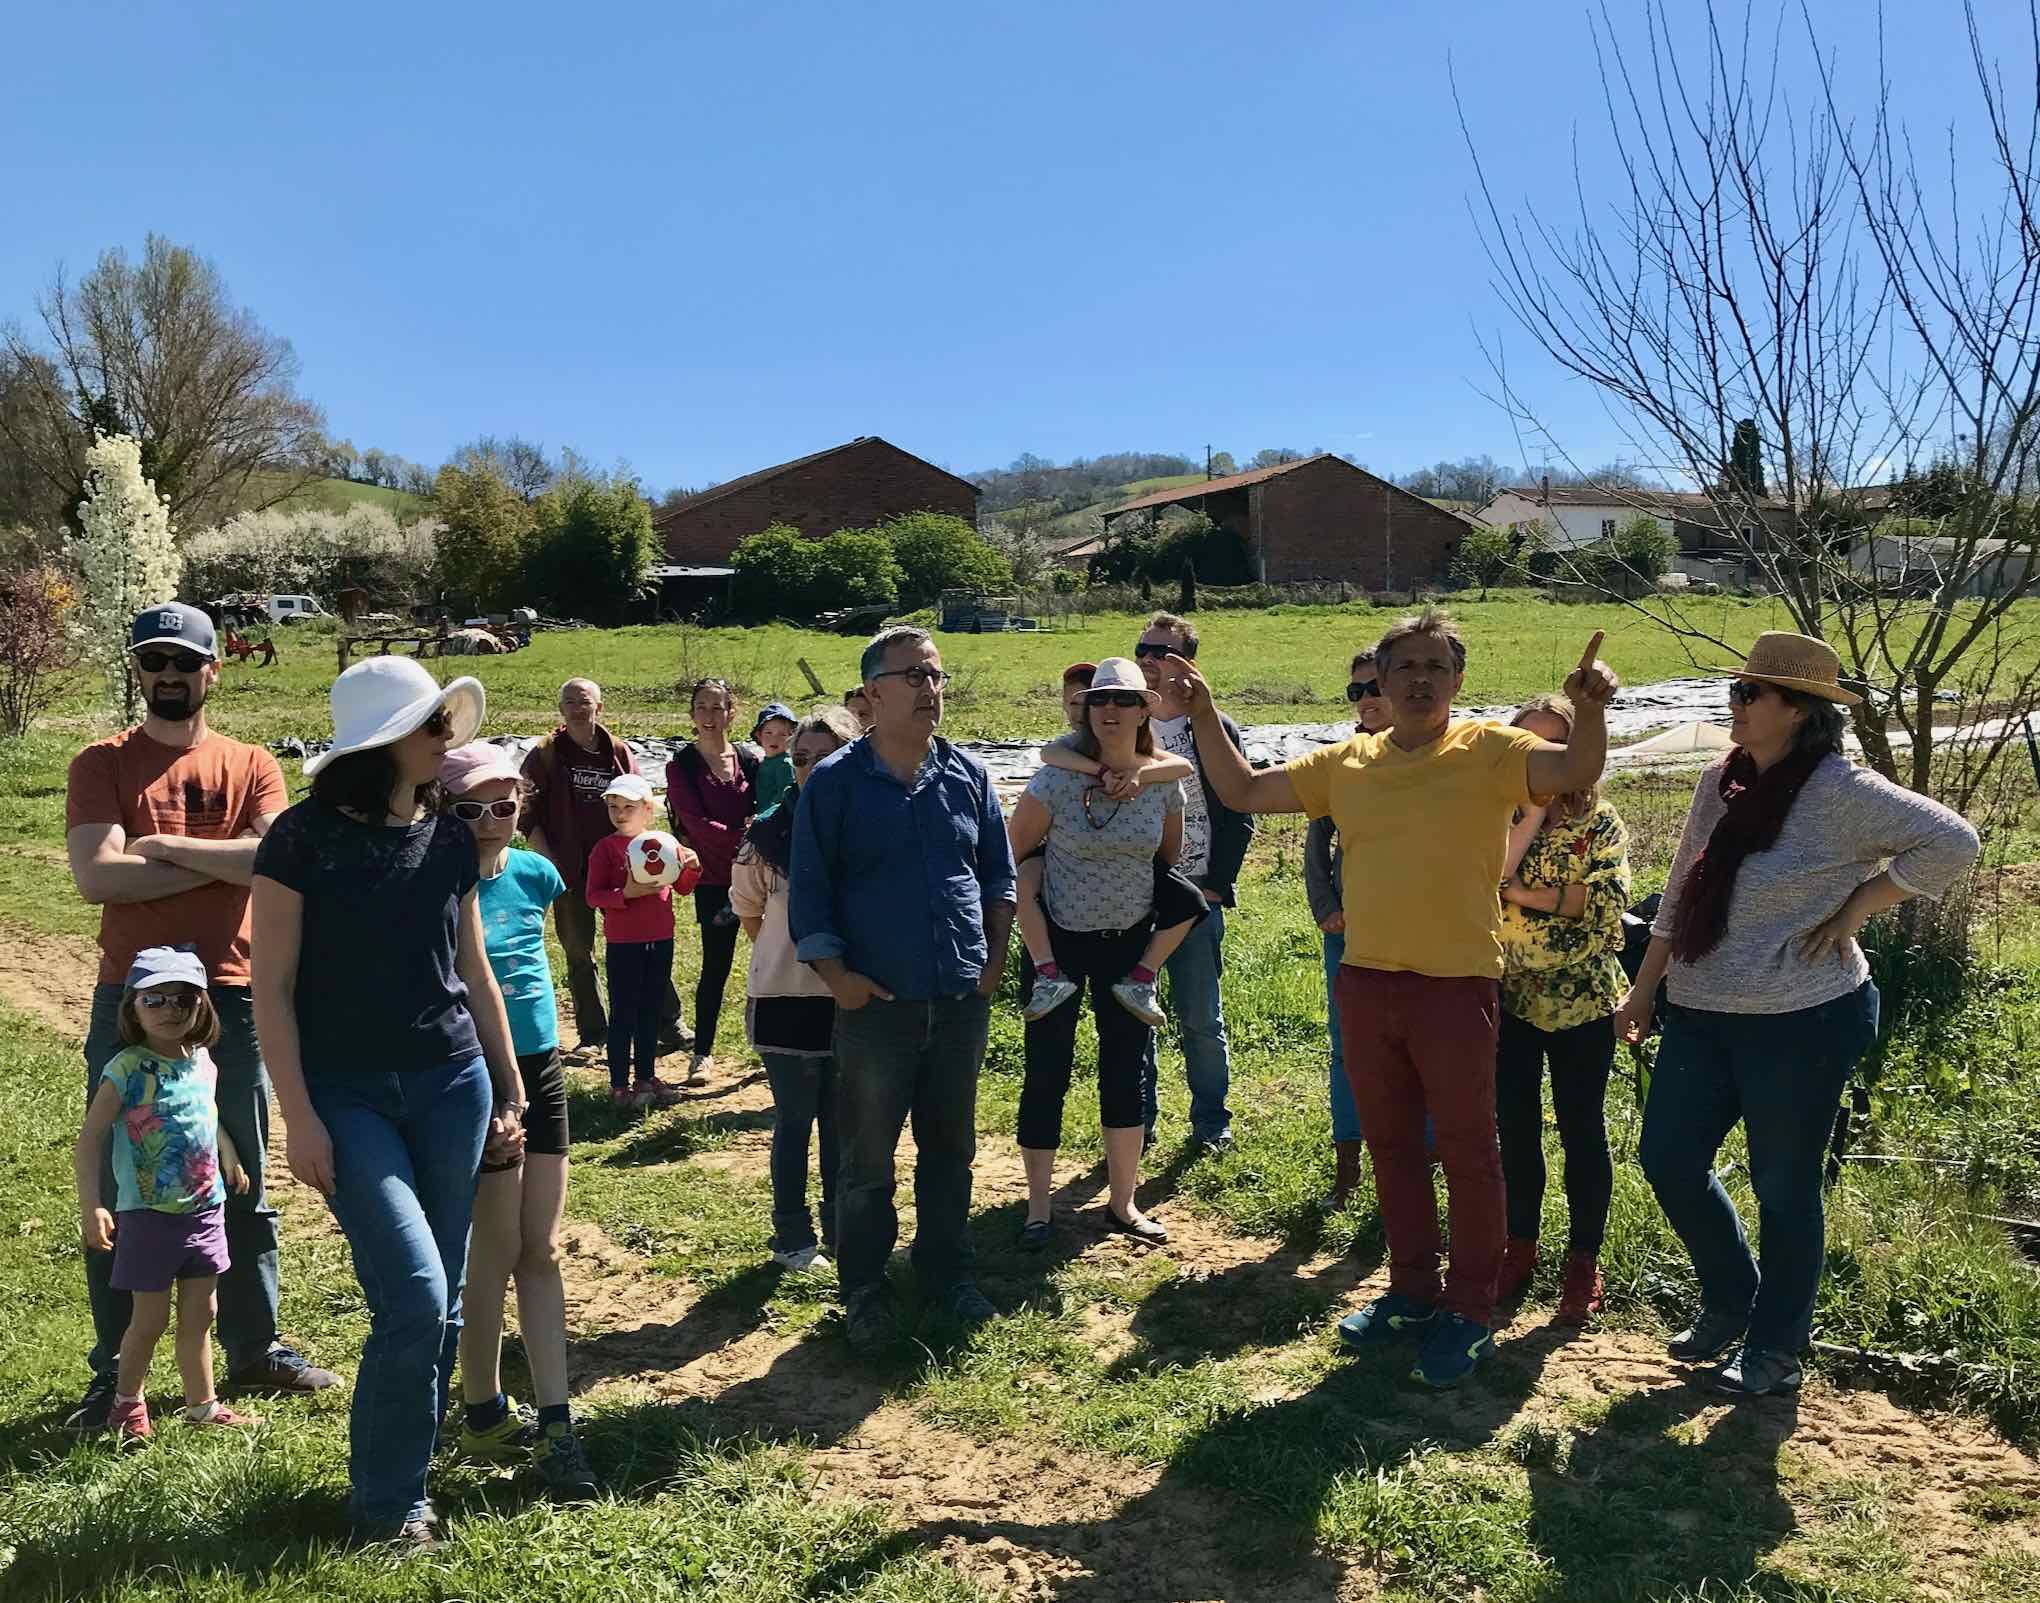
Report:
1495,1011,1616,1253
692,884,740,1057
832,994,990,1299
1019,920,1154,1148
604,938,673,1088
1337,966,1507,1326
762,1051,839,1253
1639,981,1879,1353
553,884,684,1046
83,983,281,1378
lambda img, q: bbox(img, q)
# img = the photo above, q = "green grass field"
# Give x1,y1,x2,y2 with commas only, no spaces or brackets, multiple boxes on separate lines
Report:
251,475,433,521
4,606,2040,1600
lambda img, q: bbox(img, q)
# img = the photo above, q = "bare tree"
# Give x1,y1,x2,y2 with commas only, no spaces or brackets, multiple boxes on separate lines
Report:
0,235,326,536
1462,0,2040,807
449,435,555,501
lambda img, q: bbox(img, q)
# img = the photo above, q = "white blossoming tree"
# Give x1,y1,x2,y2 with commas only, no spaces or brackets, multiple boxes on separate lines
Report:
72,432,179,720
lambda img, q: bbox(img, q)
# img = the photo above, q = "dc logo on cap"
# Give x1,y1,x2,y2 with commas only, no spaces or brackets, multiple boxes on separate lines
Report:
158,610,183,632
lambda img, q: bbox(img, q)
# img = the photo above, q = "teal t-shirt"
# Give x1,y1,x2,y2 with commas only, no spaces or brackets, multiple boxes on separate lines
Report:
755,751,795,816
477,848,566,1055
101,1044,225,1215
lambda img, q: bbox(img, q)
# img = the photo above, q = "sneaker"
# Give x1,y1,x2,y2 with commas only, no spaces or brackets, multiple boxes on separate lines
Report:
1497,1237,1539,1303
570,1038,608,1063
948,1282,998,1330
106,1395,151,1445
656,1024,693,1055
1196,1131,1235,1158
1714,1344,1804,1397
1110,978,1166,1027
459,1395,538,1462
228,1345,340,1396
184,1400,264,1427
1554,1253,1603,1325
1668,1305,1748,1363
685,1054,710,1086
771,1244,828,1272
351,1512,445,1553
637,1076,683,1106
1022,974,1079,1022
532,1420,599,1502
1337,1292,1439,1349
843,1287,900,1355
63,1373,118,1433
1411,1313,1495,1389
609,1084,650,1111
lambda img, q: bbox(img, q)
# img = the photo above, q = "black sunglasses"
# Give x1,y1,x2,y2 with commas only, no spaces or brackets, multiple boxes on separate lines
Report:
1085,689,1146,709
791,746,838,768
1728,680,1769,706
1345,679,1381,702
135,649,208,674
1132,642,1190,660
450,798,519,821
419,707,453,737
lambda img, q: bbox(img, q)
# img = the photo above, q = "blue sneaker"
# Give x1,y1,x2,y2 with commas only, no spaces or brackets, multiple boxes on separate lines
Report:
1337,1292,1439,1349
1411,1313,1494,1388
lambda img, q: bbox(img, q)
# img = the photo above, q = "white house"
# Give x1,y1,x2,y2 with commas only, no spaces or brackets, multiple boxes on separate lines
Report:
1477,486,1678,553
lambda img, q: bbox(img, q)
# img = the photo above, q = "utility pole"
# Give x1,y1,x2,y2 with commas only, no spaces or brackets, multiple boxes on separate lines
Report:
1205,444,1212,481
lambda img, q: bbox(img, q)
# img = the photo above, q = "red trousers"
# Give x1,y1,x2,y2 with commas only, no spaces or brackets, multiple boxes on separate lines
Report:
1335,966,1505,1326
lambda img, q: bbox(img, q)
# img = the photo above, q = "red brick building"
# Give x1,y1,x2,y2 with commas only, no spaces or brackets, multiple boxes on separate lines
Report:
653,436,981,564
1098,454,1465,588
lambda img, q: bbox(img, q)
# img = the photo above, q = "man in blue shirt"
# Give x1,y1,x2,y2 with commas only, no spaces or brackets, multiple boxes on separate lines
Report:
791,626,1017,1353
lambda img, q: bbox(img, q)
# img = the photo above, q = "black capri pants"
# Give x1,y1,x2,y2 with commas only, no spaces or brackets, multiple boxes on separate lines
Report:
1018,917,1155,1148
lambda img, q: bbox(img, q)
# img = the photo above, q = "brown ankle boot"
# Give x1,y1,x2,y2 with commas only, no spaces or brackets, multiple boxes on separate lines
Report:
1498,1236,1539,1302
1555,1252,1603,1324
1319,1140,1366,1212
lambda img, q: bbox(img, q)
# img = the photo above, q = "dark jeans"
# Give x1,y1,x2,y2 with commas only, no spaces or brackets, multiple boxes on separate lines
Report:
1138,901,1232,1143
1495,1010,1616,1253
1639,981,1880,1353
692,884,740,1058
1019,920,1154,1148
762,1051,839,1254
307,1057,490,1528
83,983,281,1378
553,883,683,1046
605,938,672,1089
832,994,990,1299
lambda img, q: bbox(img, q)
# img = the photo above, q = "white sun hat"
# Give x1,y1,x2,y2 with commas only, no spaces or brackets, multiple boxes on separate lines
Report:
303,655,486,777
1087,656,1161,704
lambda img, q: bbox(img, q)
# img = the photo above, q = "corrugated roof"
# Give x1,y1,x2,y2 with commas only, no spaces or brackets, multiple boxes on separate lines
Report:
651,437,981,528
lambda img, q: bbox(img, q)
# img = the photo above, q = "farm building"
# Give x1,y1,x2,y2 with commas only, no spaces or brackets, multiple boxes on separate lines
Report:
653,436,980,565
1093,454,1465,588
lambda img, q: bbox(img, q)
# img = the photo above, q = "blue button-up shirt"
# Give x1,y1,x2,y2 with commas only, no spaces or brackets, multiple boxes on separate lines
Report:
789,736,1017,1002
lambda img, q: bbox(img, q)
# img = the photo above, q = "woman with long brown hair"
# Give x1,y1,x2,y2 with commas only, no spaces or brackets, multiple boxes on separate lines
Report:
665,677,758,1084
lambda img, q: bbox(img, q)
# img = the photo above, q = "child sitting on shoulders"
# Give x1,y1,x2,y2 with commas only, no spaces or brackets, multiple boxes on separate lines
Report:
74,945,259,1443
1019,661,1209,1025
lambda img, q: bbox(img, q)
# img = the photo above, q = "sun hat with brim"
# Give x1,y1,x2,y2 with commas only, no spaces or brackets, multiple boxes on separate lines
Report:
303,655,486,777
1711,631,1863,706
438,741,524,796
126,945,208,993
1087,656,1161,704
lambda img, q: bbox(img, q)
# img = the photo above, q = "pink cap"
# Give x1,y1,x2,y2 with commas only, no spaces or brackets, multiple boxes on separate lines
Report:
438,741,524,796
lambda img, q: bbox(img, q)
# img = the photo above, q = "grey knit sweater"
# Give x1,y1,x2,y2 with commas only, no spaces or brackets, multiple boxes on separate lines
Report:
1652,753,1979,1015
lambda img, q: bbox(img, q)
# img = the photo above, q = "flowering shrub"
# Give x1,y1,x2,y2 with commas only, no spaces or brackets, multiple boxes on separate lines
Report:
72,433,177,718
0,561,82,737
182,504,440,609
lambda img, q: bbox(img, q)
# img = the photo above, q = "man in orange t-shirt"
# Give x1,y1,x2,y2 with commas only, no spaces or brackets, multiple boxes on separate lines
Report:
62,602,338,1430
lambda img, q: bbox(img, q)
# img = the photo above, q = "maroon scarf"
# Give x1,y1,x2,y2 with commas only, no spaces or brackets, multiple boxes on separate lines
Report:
1668,743,1827,963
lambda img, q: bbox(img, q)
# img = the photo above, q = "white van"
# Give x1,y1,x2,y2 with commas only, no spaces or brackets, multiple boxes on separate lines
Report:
268,594,327,625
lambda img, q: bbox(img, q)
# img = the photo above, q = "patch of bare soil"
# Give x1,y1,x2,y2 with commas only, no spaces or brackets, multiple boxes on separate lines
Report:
0,920,100,1041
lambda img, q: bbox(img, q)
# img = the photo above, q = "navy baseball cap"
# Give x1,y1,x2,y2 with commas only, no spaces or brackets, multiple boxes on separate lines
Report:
751,702,797,735
129,602,217,659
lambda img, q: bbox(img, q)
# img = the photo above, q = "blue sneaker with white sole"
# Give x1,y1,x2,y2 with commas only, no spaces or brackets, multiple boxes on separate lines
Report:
1411,1313,1494,1388
1337,1292,1439,1349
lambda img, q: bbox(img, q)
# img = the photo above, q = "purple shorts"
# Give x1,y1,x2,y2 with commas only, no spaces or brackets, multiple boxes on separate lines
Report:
110,1203,230,1292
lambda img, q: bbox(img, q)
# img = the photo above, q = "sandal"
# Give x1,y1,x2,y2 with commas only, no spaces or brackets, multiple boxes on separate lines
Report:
1018,1218,1054,1252
1105,1209,1168,1244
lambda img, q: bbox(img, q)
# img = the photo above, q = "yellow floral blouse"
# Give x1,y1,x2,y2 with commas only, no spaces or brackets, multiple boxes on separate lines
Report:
1498,799,1633,1032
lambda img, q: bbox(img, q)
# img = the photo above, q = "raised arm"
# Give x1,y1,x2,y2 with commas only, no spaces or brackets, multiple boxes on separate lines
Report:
1524,633,1619,800
1164,655,1302,815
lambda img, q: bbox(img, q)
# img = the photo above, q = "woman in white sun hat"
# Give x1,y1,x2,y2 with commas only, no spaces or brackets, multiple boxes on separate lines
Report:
1619,632,1978,1399
250,654,527,1551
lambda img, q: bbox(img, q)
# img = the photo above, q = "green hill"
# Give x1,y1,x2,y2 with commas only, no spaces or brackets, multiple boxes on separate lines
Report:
256,475,432,519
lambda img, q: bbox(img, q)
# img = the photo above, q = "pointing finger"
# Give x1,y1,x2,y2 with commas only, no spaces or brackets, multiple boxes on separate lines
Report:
1577,631,1606,673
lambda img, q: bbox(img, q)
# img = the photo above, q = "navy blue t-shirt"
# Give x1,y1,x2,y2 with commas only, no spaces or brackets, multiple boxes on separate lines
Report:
253,800,482,1076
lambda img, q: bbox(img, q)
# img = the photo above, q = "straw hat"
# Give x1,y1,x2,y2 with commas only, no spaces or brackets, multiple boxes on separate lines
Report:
1087,656,1160,704
1713,632,1863,706
303,656,486,776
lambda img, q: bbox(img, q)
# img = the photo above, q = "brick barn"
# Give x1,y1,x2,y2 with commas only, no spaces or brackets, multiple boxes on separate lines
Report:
1097,454,1465,588
653,436,981,565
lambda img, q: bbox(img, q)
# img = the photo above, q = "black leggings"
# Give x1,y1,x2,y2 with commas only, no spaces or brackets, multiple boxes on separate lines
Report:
1018,920,1154,1149
692,884,741,1058
1494,1010,1616,1253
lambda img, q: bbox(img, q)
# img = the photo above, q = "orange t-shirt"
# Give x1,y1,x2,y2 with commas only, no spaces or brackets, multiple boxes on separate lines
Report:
66,729,289,986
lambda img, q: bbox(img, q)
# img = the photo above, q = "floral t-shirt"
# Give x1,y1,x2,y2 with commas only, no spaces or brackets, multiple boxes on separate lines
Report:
1498,799,1632,1032
100,1044,224,1215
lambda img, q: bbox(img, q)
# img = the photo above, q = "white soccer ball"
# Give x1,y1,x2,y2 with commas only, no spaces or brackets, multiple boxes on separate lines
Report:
628,831,684,887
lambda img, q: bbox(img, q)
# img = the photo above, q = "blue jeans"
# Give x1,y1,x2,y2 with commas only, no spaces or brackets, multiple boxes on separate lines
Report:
762,1051,839,1254
1639,982,1879,1354
307,1058,490,1528
82,983,281,1377
832,995,989,1299
1324,931,1363,1143
1140,902,1233,1143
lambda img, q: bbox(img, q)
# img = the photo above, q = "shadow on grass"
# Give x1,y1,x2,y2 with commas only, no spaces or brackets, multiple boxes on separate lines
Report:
1106,1238,1384,1375
567,1262,784,1390
598,1104,775,1166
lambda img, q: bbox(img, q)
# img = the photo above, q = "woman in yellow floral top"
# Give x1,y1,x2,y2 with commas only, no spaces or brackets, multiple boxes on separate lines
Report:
1494,693,1632,1324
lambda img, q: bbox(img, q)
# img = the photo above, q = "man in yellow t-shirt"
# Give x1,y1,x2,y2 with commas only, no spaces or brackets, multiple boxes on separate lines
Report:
1168,606,1618,1387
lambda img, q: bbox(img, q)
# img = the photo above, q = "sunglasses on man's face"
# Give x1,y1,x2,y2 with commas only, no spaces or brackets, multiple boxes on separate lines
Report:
451,798,519,821
1132,642,1189,660
134,649,207,675
1728,680,1770,706
1085,689,1146,709
1345,679,1382,702
137,991,196,1011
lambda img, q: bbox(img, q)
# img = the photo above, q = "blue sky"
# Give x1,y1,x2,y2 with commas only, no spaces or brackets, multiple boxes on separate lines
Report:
0,0,2019,494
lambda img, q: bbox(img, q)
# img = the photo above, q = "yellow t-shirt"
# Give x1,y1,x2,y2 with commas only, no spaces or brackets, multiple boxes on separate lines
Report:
1285,719,1542,979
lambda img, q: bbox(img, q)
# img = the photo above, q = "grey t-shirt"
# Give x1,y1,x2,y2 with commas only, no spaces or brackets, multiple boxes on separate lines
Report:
1026,764,1184,932
1150,715,1211,878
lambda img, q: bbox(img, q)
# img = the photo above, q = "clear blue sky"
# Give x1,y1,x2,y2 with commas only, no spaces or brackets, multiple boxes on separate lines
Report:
0,0,2019,494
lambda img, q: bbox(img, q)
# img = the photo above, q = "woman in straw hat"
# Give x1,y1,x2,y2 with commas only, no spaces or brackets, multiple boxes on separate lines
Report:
1617,632,1978,1397
251,656,528,1550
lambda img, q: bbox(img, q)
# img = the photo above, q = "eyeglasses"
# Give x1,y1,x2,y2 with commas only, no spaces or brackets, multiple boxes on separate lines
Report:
1728,681,1769,706
1132,642,1191,660
791,748,835,768
451,798,519,821
871,665,948,689
136,992,197,1011
1085,689,1146,709
134,649,207,674
419,707,453,737
1345,680,1381,702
